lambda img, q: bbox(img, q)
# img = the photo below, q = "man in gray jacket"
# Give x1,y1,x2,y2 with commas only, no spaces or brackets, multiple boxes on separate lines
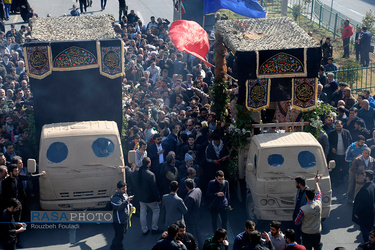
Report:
161,181,188,229
184,178,202,248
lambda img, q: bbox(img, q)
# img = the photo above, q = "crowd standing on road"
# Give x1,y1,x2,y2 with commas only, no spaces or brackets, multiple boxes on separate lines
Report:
0,1,372,249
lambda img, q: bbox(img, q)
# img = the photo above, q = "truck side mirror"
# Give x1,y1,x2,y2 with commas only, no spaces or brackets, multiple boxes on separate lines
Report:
128,150,137,164
247,162,254,172
328,160,336,171
27,159,36,174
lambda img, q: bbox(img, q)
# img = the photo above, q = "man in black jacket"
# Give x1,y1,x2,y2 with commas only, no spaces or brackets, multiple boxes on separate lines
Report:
152,223,187,250
110,181,133,250
0,198,26,250
160,220,197,250
137,157,161,235
1,164,25,221
328,121,352,185
207,170,230,234
353,170,375,243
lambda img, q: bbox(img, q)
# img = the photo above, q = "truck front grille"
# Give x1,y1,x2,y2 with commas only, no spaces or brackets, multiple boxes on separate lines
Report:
73,191,94,197
98,190,107,195
60,192,69,198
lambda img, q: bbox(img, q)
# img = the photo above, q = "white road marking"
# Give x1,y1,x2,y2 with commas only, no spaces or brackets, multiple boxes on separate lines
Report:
347,8,364,17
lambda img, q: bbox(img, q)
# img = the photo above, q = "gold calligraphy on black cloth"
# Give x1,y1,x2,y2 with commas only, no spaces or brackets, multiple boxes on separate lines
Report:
292,78,318,111
246,79,270,111
24,45,52,79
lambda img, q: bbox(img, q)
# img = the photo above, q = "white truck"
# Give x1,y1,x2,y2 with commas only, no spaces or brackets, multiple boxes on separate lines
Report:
238,132,335,222
28,121,125,210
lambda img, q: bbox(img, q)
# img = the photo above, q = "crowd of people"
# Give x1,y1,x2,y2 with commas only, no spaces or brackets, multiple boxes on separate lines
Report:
0,1,372,250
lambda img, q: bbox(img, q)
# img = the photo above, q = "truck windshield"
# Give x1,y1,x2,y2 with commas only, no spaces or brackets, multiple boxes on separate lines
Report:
46,142,68,163
92,138,115,157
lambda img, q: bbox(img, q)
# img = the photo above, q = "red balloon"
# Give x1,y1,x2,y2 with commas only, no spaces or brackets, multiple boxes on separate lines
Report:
169,20,213,67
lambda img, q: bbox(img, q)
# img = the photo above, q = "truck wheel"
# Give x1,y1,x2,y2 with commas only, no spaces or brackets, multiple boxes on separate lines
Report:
246,193,258,223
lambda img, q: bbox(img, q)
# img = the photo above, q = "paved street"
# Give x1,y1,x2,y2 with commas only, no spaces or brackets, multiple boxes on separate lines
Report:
1,0,368,249
19,179,363,249
318,0,375,24
6,0,173,30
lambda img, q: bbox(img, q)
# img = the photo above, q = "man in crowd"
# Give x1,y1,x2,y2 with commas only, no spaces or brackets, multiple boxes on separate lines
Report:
344,107,365,136
329,120,352,185
341,19,353,58
283,229,306,250
346,135,367,203
360,26,372,67
233,220,256,250
183,178,202,248
353,170,375,243
207,170,230,233
351,147,375,197
360,229,375,250
321,38,333,66
110,181,133,250
160,181,187,229
268,221,286,250
152,224,187,250
0,198,26,250
161,220,198,250
295,176,322,250
203,228,229,250
358,99,375,131
293,176,308,244
136,157,161,235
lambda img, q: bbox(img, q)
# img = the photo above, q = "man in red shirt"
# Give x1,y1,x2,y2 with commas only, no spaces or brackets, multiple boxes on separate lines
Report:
342,19,354,58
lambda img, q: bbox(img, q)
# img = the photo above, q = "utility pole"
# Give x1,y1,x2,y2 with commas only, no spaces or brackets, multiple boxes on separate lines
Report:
281,0,288,16
173,0,182,21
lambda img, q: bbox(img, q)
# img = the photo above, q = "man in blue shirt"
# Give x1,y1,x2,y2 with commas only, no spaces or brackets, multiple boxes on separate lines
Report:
325,57,338,73
70,4,80,16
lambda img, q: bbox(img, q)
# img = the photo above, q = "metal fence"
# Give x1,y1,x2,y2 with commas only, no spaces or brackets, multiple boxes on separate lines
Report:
333,63,375,92
259,0,362,39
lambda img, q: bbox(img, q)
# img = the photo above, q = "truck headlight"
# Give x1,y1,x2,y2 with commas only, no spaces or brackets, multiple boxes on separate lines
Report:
268,199,275,205
322,196,330,203
260,199,267,206
260,199,276,206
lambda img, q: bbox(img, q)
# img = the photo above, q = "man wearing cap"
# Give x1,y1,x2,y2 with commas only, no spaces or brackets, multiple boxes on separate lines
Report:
178,152,200,181
342,19,353,58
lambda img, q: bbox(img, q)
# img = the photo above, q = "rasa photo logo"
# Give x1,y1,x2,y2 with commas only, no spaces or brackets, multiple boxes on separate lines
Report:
31,211,113,223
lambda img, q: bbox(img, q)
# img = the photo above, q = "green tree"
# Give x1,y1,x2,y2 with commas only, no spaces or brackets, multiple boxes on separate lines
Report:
292,4,303,21
362,10,375,42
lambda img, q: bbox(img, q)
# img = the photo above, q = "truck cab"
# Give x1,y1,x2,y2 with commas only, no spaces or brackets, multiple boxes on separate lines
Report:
241,132,334,222
28,121,125,210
